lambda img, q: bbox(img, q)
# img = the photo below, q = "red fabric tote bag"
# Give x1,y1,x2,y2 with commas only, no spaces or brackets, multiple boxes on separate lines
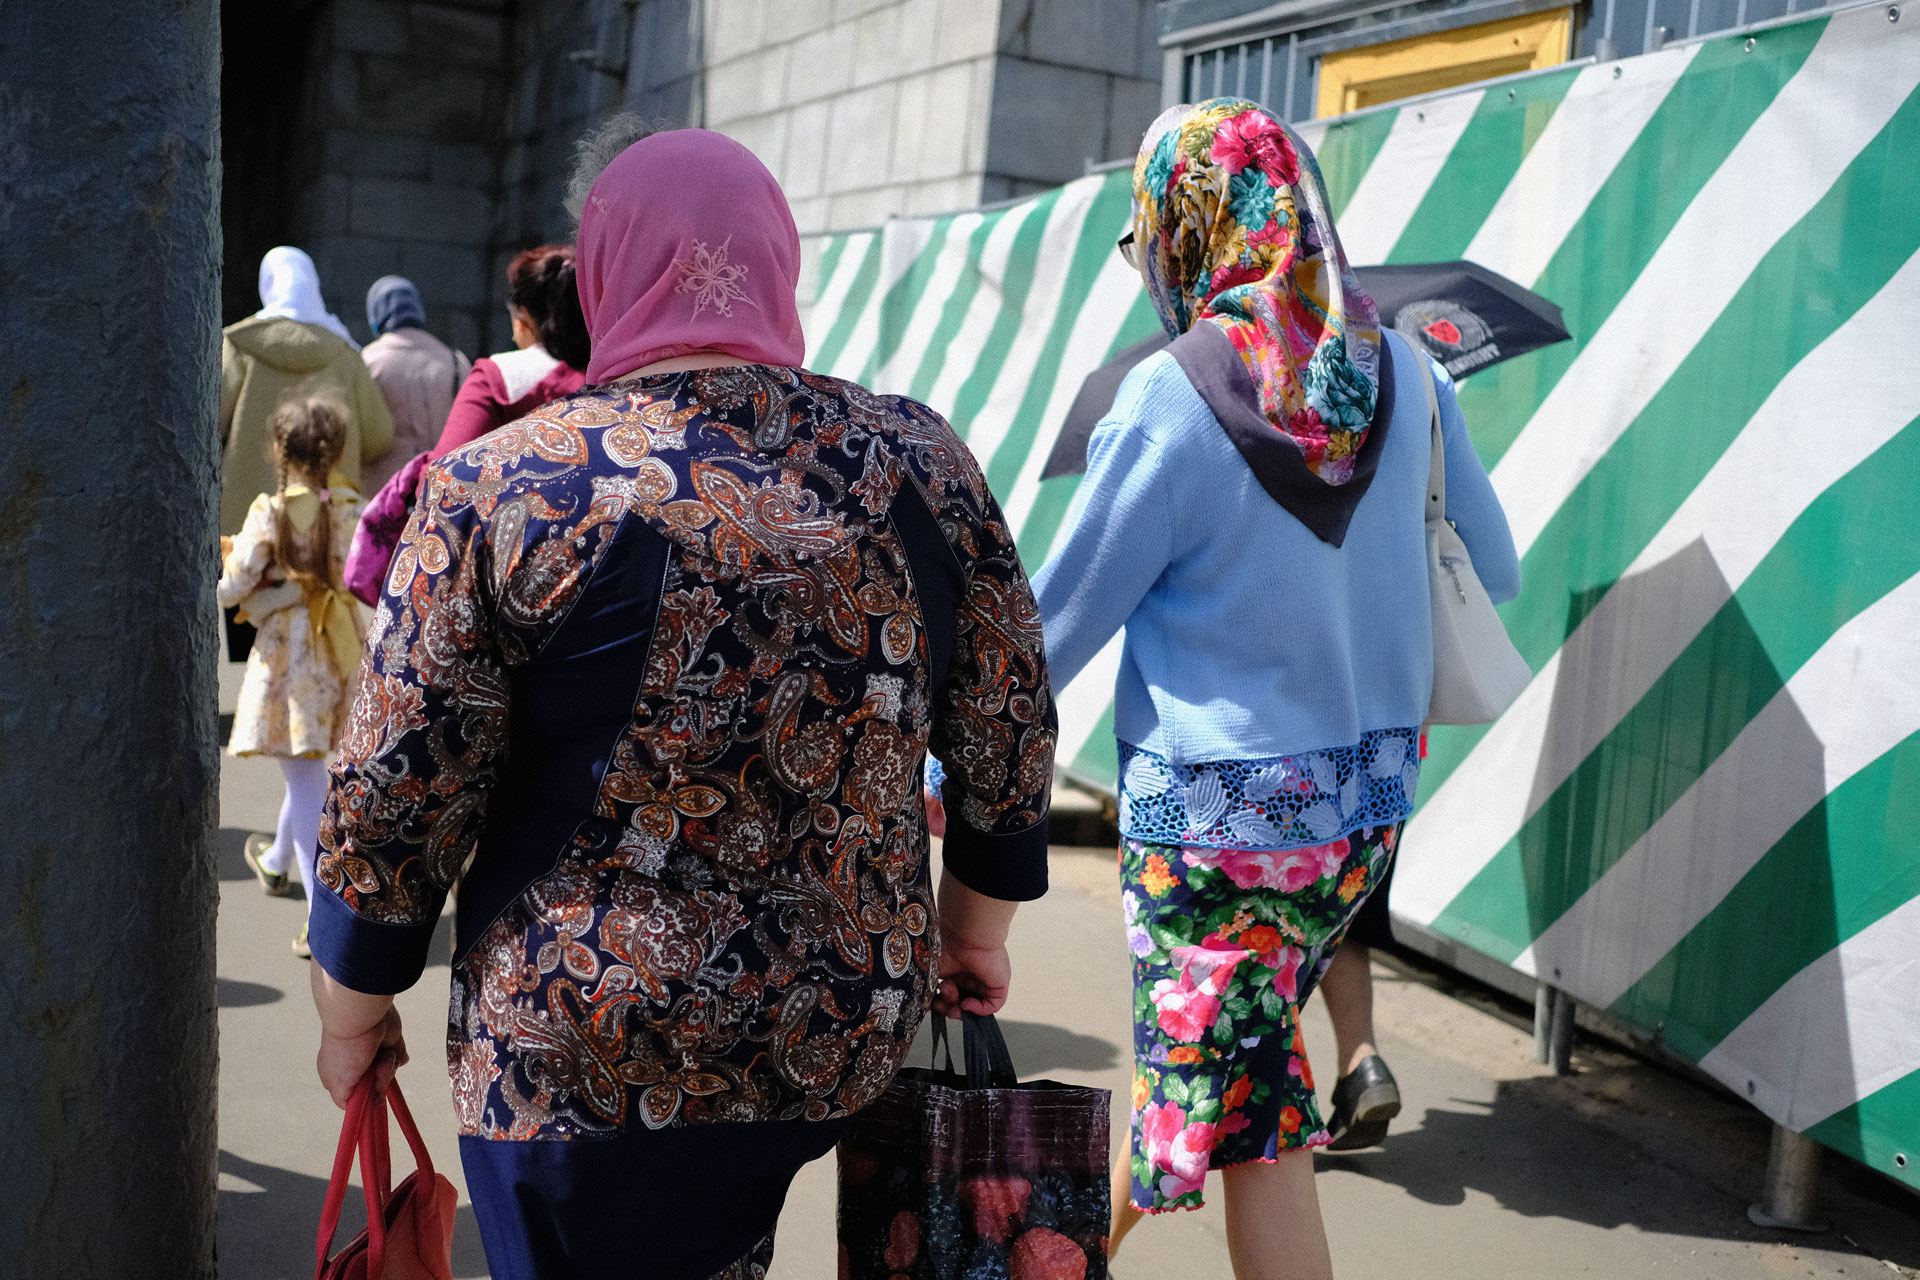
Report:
315,1077,458,1280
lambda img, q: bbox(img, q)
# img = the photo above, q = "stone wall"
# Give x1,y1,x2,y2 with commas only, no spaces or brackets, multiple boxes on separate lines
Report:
283,0,513,354
492,0,703,351
239,0,1162,357
983,0,1164,202
703,0,1160,233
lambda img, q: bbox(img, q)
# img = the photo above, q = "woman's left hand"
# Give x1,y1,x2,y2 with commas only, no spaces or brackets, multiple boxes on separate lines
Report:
311,963,408,1108
932,869,1018,1018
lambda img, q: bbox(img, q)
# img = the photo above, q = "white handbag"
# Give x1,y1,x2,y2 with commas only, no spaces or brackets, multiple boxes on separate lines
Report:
1419,361,1532,725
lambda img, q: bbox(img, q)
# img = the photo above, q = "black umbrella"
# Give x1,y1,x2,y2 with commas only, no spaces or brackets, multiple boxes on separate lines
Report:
1040,260,1570,480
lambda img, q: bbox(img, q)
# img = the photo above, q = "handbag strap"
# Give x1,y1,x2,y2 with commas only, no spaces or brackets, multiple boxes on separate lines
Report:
315,1081,370,1276
962,1013,1019,1089
363,1089,392,1277
926,1014,1020,1088
1420,356,1448,527
387,1081,439,1185
314,1074,425,1279
927,1015,958,1074
315,1079,388,1279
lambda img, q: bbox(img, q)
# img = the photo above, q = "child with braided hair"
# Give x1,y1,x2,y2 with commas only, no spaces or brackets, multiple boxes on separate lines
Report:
217,397,368,958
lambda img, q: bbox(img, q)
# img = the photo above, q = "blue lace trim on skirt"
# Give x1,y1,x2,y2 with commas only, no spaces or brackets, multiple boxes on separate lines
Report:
1117,729,1421,852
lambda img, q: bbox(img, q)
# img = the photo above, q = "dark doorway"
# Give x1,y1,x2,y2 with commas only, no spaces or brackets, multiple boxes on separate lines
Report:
221,1,324,325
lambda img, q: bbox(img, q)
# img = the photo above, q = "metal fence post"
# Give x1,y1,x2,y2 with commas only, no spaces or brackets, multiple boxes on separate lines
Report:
1533,983,1576,1072
1748,1124,1832,1232
1548,987,1577,1074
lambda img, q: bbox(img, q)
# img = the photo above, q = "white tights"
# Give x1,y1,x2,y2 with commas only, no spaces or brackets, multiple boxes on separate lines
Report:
259,756,330,922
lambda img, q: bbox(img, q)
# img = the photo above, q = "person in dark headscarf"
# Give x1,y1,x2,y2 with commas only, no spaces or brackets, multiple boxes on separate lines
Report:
1035,101,1520,1275
359,274,471,495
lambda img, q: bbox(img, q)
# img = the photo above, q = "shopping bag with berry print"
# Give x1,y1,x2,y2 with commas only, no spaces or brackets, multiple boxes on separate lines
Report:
838,1013,1112,1280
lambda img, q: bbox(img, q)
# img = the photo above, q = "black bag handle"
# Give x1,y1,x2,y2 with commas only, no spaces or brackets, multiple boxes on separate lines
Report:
928,1013,1018,1089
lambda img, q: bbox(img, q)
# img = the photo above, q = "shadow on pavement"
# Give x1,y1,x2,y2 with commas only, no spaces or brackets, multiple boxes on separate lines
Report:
216,826,262,882
1319,1078,1920,1269
220,1148,493,1279
997,1018,1121,1073
219,977,285,1008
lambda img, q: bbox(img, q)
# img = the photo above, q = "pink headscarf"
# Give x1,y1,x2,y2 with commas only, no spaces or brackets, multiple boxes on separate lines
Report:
576,129,806,384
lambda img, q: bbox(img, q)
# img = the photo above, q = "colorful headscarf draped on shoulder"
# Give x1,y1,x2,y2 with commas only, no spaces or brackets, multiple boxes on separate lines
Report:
1133,99,1389,545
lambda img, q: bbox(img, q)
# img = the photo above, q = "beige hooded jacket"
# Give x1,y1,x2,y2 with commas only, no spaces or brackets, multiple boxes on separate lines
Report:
218,316,395,534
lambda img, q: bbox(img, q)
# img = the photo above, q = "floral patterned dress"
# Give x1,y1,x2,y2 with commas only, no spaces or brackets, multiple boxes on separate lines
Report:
1124,820,1400,1213
310,366,1055,1275
1114,732,1417,1212
217,489,366,759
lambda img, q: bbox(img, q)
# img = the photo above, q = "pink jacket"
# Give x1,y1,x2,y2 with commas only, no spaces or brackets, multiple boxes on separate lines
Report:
430,345,587,460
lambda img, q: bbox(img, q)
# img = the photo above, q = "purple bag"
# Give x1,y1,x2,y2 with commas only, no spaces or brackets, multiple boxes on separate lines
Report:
344,451,431,606
838,1014,1111,1280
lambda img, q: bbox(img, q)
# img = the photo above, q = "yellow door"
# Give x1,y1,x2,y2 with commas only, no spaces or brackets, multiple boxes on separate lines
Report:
1316,8,1573,118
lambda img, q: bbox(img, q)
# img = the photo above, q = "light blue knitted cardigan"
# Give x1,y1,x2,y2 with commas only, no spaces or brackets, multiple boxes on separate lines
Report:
1033,330,1521,768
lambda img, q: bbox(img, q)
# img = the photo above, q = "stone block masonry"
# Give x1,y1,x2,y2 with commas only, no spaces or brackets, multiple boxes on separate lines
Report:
276,1,513,349
229,0,1160,359
704,0,1160,233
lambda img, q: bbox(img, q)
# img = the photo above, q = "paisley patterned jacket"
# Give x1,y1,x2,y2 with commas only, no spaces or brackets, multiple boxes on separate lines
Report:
311,365,1055,1140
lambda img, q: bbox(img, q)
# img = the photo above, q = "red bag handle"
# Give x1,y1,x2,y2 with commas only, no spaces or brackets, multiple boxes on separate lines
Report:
387,1080,438,1185
362,1088,391,1276
315,1065,436,1279
315,1077,383,1278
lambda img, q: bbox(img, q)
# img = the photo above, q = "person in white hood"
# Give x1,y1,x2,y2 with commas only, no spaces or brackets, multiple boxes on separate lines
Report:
256,245,359,348
219,247,394,536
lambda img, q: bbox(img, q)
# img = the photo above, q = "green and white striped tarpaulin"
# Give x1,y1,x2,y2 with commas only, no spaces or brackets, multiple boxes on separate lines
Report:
801,1,1920,1188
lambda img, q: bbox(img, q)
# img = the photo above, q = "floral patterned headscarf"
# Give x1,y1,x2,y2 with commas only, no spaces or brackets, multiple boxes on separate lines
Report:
1133,99,1383,487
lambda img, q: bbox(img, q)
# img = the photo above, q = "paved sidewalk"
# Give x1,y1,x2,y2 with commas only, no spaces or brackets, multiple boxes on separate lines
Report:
216,660,1919,1278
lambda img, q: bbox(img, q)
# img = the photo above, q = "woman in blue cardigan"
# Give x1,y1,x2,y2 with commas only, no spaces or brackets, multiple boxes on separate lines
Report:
1038,101,1520,1276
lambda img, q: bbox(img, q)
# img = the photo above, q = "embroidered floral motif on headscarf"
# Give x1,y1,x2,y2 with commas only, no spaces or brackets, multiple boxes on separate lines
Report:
1133,99,1382,484
673,236,756,319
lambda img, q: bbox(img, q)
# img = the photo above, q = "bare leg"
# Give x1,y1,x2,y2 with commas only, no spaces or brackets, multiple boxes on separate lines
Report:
1221,1152,1334,1280
1320,941,1377,1076
1108,1149,1146,1256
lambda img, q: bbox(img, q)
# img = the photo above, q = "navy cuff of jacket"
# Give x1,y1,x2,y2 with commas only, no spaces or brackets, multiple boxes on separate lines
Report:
938,809,1050,901
308,881,438,996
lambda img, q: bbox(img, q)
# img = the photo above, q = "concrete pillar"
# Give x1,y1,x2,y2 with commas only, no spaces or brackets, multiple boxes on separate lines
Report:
0,1,222,1275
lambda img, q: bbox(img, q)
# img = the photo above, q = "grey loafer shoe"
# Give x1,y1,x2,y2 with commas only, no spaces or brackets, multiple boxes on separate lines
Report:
1325,1054,1401,1150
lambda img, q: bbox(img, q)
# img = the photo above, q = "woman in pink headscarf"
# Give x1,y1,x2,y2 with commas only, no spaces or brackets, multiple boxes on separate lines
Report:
305,117,1057,1280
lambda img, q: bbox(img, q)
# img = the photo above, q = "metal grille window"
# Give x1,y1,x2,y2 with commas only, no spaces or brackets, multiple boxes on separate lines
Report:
1183,32,1315,120
1173,0,1828,121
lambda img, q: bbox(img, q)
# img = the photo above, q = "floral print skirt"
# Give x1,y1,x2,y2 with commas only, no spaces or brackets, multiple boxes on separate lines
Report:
1121,824,1400,1212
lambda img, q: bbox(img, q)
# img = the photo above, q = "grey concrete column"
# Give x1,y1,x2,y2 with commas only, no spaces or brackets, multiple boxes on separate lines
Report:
0,1,221,1275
